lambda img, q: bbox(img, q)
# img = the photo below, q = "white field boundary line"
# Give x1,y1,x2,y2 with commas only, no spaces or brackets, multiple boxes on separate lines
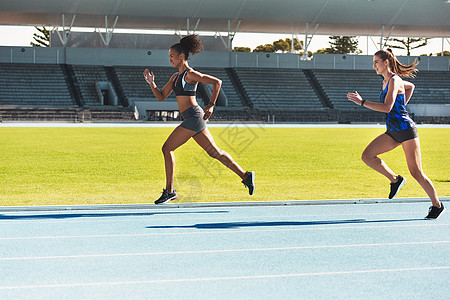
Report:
2,197,447,212
0,223,448,241
3,197,449,214
1,241,449,261
0,266,449,290
1,122,449,128
0,211,423,225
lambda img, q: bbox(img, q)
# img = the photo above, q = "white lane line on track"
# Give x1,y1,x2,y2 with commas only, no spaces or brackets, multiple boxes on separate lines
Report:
0,266,449,290
0,223,447,241
1,241,449,261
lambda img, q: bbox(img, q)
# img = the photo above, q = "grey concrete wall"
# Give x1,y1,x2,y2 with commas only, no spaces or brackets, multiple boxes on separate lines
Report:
409,104,450,117
1,46,449,71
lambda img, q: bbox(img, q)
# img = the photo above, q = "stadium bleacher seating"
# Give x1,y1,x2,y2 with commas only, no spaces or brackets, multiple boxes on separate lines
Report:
0,63,75,107
71,65,109,106
312,69,450,110
195,67,244,107
234,68,325,111
0,62,448,123
312,70,382,111
114,66,244,108
409,71,450,104
114,66,178,104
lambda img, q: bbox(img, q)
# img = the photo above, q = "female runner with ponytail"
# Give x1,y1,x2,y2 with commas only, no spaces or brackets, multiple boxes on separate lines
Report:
347,48,444,219
143,35,255,204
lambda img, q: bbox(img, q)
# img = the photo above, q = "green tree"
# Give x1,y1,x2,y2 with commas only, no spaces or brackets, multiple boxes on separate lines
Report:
233,47,251,52
324,36,360,54
253,44,275,52
30,26,50,47
253,38,304,53
385,37,429,56
436,51,450,56
285,38,303,52
272,39,290,53
300,51,313,58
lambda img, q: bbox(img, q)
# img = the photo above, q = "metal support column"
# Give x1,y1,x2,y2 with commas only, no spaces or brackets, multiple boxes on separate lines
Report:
443,37,445,56
303,22,319,60
291,33,295,54
382,25,395,49
367,36,369,55
441,37,450,56
193,19,201,33
187,18,190,35
97,15,119,47
56,14,76,46
227,19,241,51
380,25,384,50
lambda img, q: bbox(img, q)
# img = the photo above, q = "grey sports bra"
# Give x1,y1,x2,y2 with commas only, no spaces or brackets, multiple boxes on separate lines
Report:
172,68,197,96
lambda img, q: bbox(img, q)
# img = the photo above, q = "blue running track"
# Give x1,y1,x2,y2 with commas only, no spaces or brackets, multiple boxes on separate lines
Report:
1,200,449,299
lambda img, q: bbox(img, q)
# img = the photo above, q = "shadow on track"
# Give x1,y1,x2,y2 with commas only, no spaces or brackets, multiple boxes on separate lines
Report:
146,218,425,229
0,210,229,220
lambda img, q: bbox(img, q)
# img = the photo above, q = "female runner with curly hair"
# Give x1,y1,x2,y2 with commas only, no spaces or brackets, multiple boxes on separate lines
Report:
144,35,255,204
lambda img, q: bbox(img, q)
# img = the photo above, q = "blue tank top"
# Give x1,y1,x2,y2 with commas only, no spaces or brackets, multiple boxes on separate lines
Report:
172,68,197,96
380,74,415,131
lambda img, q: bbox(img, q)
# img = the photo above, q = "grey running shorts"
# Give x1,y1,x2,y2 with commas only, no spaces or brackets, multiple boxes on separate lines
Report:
385,126,418,143
180,105,207,135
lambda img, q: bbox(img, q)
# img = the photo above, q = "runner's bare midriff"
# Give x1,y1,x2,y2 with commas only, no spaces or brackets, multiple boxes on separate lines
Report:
177,96,199,113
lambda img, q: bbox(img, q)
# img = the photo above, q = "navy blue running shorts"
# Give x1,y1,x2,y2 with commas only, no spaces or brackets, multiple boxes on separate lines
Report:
180,105,206,135
385,126,418,143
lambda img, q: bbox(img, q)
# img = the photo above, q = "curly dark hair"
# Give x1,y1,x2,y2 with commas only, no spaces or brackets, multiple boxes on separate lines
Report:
170,34,204,59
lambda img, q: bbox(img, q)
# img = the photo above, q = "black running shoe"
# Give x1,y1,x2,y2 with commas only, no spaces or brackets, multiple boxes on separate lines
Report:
425,203,445,219
242,171,255,195
155,189,178,204
389,175,405,199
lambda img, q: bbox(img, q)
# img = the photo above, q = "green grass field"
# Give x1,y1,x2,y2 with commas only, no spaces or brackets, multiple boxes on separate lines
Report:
0,126,448,206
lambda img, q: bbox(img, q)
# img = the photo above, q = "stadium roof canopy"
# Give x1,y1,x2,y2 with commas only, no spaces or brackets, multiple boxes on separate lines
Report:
1,0,449,37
